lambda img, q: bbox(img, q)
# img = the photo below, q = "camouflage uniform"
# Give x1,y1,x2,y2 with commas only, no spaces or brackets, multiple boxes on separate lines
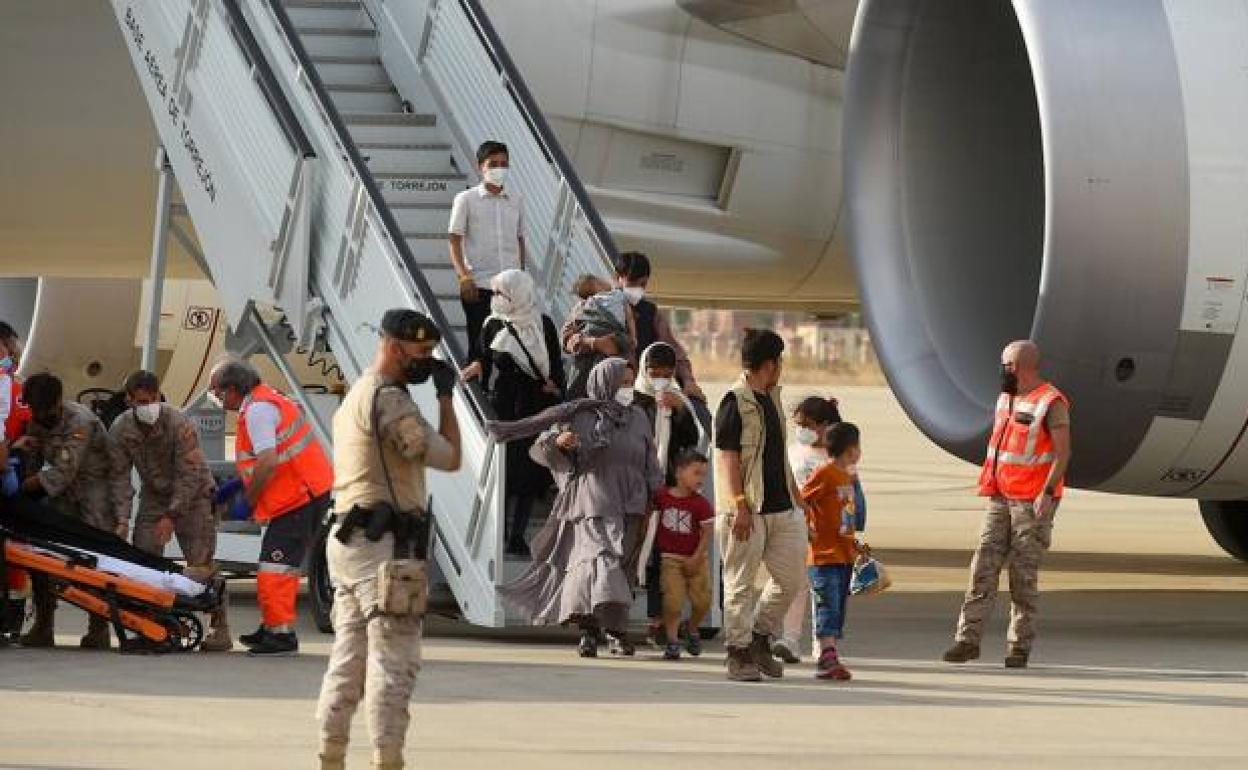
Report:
317,370,456,769
28,401,116,530
110,403,229,644
954,498,1056,652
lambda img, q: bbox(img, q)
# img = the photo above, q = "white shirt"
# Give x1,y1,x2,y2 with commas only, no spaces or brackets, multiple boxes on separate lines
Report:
789,443,830,488
448,183,525,288
243,396,281,453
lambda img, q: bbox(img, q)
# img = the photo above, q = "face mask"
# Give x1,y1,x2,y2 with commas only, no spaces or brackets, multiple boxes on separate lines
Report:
206,390,224,410
622,286,645,305
0,357,12,373
795,426,819,446
483,167,509,187
404,356,436,385
134,403,161,425
614,386,635,407
1000,366,1019,396
650,377,671,393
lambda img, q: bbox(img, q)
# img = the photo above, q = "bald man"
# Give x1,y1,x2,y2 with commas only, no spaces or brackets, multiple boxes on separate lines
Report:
943,340,1072,668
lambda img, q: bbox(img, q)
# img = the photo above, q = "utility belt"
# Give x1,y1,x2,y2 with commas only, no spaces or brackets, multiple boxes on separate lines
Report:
335,503,432,561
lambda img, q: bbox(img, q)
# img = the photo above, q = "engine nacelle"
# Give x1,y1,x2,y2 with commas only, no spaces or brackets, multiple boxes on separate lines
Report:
845,0,1248,498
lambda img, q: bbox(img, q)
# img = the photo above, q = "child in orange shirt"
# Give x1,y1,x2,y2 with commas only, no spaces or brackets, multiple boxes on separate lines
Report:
800,422,862,681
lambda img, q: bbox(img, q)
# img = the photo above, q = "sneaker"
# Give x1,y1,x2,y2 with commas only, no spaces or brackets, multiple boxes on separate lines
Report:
815,649,852,681
577,631,598,658
247,632,298,657
239,625,266,648
749,632,784,678
606,632,635,657
684,630,703,657
772,639,800,665
1004,647,1030,669
725,646,762,682
663,642,682,660
646,621,668,648
942,641,980,663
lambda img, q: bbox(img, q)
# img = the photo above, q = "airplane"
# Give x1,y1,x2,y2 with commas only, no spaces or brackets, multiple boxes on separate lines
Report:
3,0,1247,601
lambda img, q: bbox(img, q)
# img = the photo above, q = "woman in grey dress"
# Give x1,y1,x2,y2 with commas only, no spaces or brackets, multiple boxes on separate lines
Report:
488,357,663,657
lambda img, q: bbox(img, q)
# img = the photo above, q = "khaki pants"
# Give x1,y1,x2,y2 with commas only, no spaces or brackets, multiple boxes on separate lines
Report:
316,528,423,754
955,497,1056,652
716,508,807,649
659,556,712,632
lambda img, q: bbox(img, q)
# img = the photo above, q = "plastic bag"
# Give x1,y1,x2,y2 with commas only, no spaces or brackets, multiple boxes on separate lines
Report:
850,551,891,596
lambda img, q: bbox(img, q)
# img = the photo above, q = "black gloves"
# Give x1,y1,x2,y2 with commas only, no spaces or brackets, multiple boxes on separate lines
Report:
431,359,457,399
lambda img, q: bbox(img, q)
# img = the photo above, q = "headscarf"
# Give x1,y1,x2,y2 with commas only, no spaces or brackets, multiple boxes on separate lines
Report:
487,357,631,463
487,269,550,380
635,342,700,463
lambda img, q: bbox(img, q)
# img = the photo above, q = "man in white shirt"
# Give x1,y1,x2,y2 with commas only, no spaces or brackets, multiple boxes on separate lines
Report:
447,140,527,361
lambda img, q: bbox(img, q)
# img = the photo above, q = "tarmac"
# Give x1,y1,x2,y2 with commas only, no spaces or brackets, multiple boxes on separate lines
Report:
3,385,1247,769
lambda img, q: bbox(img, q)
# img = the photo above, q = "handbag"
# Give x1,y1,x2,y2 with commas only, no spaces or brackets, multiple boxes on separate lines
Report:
850,544,891,596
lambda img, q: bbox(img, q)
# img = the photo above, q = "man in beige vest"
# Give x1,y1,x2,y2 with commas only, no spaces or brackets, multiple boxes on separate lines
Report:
713,329,805,682
316,309,461,770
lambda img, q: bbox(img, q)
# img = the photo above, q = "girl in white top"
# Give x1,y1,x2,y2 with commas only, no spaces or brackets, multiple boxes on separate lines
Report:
775,396,866,663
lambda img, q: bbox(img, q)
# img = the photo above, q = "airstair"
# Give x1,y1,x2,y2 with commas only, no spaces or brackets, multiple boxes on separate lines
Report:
109,0,621,626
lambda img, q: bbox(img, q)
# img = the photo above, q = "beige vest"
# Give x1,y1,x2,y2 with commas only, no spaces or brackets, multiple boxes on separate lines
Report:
713,376,799,514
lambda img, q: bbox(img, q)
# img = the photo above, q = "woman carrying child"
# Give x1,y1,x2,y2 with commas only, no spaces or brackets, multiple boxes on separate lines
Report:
800,422,865,680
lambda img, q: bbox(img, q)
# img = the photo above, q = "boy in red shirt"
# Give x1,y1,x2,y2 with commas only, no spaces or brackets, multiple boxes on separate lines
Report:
652,450,714,659
800,422,863,680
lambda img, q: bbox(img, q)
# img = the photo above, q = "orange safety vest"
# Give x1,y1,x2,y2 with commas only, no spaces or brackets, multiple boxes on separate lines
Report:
976,382,1068,501
4,376,30,444
236,384,333,522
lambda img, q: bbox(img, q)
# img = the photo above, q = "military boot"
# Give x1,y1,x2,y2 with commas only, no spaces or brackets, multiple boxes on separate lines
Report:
373,747,404,769
942,641,981,663
749,632,784,678
19,582,56,648
725,646,761,682
1004,646,1030,669
80,614,112,650
201,624,234,652
318,740,347,770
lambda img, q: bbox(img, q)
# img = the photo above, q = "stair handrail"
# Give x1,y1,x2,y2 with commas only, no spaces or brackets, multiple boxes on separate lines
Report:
454,0,620,275
258,0,493,422
221,0,316,161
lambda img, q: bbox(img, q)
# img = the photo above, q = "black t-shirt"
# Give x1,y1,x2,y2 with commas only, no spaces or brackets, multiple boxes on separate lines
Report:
714,391,792,514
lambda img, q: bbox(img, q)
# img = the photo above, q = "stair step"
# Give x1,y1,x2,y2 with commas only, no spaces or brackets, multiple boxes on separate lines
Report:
374,171,467,205
310,54,380,65
284,0,363,8
358,141,454,151
360,144,456,175
296,27,376,37
327,84,402,112
286,2,372,31
388,201,453,232
343,112,436,127
403,232,449,240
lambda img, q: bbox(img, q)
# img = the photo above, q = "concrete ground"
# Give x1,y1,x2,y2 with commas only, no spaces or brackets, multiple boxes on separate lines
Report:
3,386,1247,769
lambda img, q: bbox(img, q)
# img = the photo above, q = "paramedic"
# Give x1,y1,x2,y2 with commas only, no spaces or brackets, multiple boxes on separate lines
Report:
17,372,120,649
208,357,333,656
316,309,461,770
110,370,232,651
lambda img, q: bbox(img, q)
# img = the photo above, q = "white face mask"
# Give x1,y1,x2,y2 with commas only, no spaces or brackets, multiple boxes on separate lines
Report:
134,403,161,425
649,377,671,393
614,387,635,407
795,426,819,446
483,167,509,187
622,286,646,305
206,390,224,410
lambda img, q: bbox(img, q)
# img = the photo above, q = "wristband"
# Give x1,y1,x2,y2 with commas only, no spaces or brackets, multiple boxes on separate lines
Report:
732,494,747,505
458,274,475,285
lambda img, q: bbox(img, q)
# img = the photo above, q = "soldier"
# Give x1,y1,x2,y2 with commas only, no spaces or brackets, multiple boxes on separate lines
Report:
16,372,120,649
110,370,232,652
316,310,460,770
943,340,1072,669
208,357,333,656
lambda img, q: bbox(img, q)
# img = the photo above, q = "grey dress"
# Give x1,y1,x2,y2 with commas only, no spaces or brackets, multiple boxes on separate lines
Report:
499,402,663,631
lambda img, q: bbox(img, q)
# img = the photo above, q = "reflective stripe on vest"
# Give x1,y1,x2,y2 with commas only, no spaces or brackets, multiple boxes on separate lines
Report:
977,382,1067,500
236,384,332,521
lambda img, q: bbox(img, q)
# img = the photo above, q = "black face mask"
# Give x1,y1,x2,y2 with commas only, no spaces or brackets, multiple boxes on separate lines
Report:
404,356,436,385
1000,366,1019,396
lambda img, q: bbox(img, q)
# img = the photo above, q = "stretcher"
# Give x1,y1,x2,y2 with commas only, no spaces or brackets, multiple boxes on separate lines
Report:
0,495,225,653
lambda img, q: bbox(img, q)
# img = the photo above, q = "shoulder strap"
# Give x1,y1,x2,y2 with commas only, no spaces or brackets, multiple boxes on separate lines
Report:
370,384,402,511
502,320,545,382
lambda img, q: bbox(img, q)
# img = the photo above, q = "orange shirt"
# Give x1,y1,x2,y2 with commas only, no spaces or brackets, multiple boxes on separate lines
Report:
800,461,858,566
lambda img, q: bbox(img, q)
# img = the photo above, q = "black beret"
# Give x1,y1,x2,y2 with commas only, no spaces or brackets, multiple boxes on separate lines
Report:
380,309,441,343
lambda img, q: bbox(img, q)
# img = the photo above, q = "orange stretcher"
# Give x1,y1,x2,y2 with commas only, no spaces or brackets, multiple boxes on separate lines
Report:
1,498,224,654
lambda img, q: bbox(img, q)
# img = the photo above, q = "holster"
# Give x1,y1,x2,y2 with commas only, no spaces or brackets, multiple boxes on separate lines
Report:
335,503,432,561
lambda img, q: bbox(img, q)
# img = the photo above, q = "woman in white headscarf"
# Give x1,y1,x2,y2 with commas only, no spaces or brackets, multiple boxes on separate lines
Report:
463,269,565,557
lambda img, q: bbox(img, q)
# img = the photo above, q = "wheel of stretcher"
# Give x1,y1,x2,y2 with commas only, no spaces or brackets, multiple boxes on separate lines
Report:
162,610,204,652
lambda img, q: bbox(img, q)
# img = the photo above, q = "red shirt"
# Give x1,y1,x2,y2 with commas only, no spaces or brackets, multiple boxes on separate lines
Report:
654,488,715,557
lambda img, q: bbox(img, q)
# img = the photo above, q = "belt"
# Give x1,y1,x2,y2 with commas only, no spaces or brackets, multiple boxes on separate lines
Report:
335,504,431,560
